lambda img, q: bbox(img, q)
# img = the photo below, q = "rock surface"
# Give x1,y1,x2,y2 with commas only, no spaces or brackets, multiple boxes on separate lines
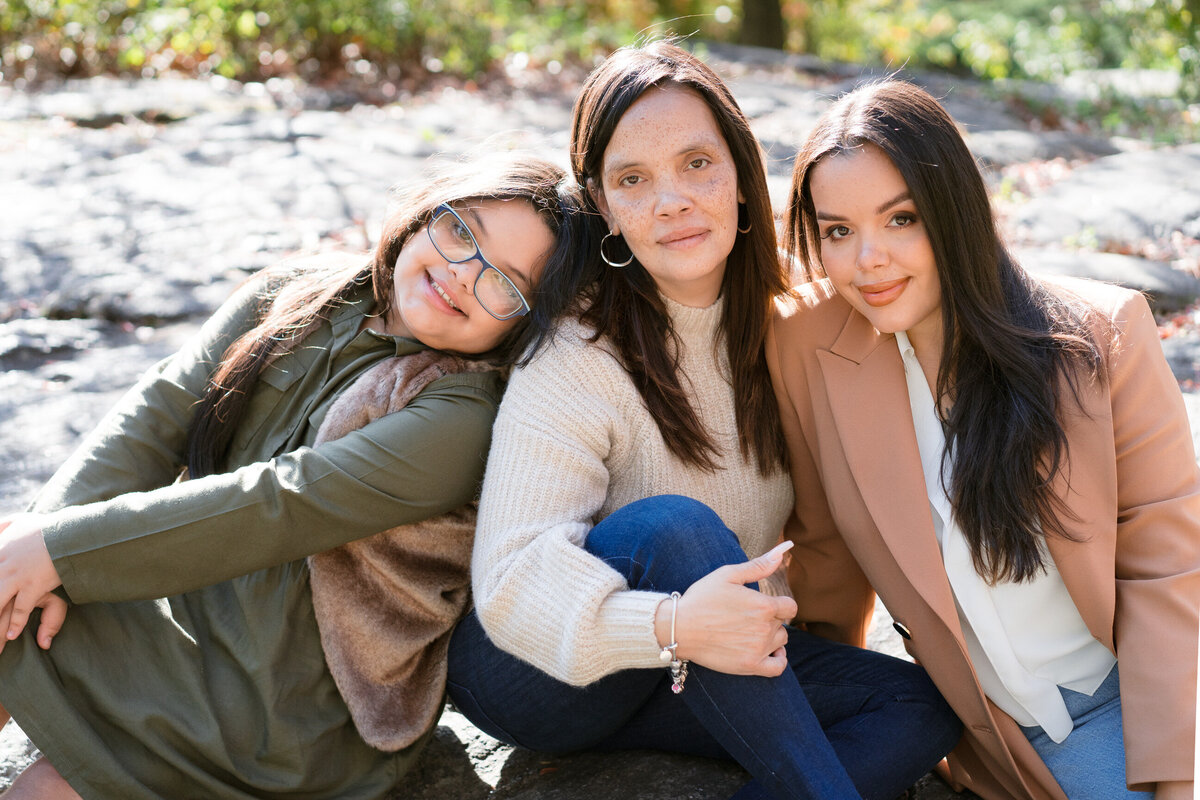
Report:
2,44,1198,799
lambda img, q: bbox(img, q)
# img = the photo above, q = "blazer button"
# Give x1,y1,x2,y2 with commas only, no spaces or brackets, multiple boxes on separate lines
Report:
893,621,913,640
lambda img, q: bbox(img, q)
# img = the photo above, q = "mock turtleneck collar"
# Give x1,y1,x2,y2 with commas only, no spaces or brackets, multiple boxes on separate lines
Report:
662,293,723,341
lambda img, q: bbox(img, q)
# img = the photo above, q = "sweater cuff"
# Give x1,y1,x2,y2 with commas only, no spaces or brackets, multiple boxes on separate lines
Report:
592,590,672,672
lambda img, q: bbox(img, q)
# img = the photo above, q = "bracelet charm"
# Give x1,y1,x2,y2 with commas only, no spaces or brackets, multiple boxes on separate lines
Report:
658,591,689,694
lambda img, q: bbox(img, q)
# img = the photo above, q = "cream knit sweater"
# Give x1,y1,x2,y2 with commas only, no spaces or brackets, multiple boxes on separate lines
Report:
473,295,794,686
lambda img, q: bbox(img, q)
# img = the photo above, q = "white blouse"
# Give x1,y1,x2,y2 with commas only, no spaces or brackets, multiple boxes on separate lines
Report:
896,331,1115,742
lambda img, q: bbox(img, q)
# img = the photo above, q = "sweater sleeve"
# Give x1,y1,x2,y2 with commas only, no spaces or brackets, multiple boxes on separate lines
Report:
471,331,668,686
44,373,499,603
1104,290,1200,791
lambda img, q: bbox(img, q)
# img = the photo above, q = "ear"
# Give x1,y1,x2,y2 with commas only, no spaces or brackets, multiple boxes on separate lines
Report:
587,178,617,234
737,186,745,205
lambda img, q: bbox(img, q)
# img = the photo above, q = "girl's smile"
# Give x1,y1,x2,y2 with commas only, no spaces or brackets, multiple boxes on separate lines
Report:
377,199,553,353
426,272,463,313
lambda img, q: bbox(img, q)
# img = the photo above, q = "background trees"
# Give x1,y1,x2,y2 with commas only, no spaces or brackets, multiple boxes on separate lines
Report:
1,0,1196,103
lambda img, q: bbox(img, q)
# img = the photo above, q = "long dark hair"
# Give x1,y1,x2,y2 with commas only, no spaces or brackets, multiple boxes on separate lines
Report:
566,40,788,474
186,153,583,478
786,80,1106,583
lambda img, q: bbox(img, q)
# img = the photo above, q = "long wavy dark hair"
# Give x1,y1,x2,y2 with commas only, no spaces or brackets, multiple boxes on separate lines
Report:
565,40,788,474
186,153,584,478
785,80,1107,583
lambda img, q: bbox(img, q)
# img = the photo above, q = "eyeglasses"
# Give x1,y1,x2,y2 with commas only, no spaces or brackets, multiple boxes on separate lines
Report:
427,204,531,321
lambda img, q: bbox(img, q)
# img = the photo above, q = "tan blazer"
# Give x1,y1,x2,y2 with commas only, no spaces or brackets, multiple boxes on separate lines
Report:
766,277,1199,799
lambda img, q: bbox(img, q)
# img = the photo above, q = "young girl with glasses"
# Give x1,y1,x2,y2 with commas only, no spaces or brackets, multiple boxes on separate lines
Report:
770,79,1197,799
0,152,584,799
446,42,963,800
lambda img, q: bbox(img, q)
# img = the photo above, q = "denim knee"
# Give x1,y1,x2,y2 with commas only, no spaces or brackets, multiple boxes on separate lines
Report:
585,495,748,592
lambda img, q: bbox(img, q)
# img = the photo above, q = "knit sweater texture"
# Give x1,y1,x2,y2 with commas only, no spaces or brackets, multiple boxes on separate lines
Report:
473,295,794,686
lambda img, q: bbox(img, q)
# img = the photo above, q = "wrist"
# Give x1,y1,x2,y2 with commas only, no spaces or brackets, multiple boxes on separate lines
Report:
653,593,674,650
654,591,689,694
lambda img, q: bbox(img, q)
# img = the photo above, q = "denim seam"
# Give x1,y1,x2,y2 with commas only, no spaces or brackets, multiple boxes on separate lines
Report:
687,670,787,792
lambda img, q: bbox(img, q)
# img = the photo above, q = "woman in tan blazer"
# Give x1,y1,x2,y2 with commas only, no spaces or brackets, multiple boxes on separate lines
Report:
767,80,1198,800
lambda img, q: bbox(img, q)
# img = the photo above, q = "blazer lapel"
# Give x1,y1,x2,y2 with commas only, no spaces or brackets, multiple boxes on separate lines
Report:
817,312,961,633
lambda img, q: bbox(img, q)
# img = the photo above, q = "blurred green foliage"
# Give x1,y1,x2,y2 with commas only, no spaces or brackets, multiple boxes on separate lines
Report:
1,0,1196,104
0,0,729,85
787,0,1198,99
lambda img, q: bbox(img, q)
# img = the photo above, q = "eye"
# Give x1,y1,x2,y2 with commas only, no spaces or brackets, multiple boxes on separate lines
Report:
618,174,642,188
890,212,918,228
686,157,710,170
450,216,474,246
820,224,851,241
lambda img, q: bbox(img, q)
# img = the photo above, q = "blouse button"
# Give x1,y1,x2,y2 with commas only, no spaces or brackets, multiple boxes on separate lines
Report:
893,621,913,640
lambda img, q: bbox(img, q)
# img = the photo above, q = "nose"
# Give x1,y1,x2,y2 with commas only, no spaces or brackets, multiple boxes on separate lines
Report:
856,235,889,271
445,256,482,291
653,176,692,218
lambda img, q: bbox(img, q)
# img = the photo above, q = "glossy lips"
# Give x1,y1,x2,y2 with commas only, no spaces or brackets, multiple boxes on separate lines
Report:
857,277,910,307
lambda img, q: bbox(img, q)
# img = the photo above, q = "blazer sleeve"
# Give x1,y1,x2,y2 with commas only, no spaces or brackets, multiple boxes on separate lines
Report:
1104,290,1200,790
765,312,876,647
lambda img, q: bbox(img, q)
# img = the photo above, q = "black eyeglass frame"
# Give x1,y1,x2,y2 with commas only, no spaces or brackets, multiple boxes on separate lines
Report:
427,204,531,321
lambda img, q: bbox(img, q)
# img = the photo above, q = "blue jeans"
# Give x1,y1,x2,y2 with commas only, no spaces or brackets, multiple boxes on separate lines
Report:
448,495,962,800
1019,666,1151,799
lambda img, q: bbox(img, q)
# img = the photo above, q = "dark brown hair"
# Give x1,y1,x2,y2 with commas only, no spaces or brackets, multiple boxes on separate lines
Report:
186,153,583,477
566,40,788,474
786,80,1105,583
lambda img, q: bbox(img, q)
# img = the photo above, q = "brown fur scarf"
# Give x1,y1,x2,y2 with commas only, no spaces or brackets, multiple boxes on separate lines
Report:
308,349,494,752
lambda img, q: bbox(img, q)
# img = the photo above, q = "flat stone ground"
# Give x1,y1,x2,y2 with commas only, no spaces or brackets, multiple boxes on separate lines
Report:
1,44,1197,799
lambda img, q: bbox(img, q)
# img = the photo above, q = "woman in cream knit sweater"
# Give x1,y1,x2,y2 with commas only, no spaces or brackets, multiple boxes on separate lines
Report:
445,42,962,800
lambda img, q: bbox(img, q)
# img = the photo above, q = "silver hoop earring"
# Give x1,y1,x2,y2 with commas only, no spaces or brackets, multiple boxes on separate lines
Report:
737,203,752,235
600,231,634,268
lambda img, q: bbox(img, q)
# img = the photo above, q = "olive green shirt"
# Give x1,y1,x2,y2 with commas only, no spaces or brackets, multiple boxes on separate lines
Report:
3,273,502,799
36,275,502,601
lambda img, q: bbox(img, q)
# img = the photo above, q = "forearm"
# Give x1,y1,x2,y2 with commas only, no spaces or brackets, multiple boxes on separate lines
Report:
471,350,672,685
48,382,499,603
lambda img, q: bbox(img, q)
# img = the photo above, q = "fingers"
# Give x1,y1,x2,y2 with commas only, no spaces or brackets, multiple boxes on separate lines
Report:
0,600,10,657
758,645,789,677
36,595,67,650
721,540,795,585
6,595,34,644
771,594,798,622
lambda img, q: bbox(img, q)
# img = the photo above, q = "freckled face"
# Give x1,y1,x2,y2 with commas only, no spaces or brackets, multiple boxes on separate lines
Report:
592,84,742,308
383,198,553,353
809,144,943,358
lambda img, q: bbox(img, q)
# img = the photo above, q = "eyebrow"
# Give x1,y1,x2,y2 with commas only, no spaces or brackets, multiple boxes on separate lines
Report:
464,206,533,288
604,138,722,178
815,190,913,222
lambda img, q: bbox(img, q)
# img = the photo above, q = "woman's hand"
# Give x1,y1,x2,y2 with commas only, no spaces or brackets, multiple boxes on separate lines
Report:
0,514,64,652
656,541,799,677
